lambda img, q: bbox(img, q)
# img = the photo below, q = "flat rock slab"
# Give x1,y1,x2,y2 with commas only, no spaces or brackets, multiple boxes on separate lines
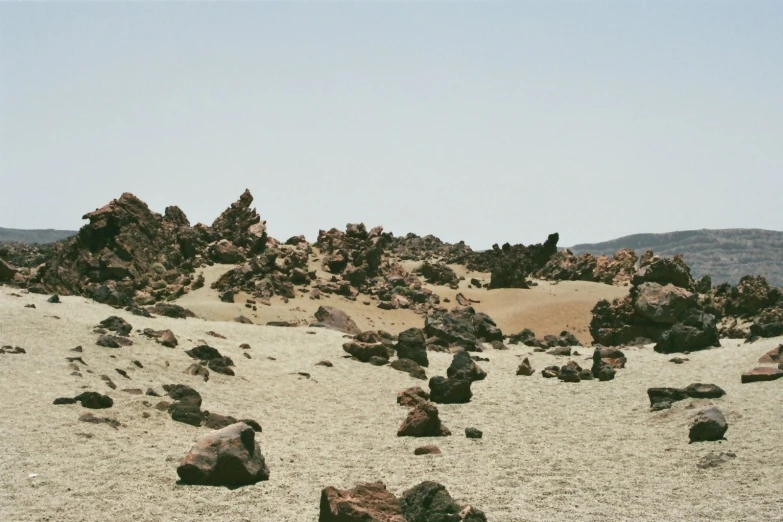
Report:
741,367,783,383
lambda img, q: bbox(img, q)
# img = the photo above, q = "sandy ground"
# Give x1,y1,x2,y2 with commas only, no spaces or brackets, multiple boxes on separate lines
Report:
1,290,782,521
177,261,627,344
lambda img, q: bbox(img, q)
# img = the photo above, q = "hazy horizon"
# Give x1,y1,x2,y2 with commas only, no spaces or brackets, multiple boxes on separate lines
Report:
2,2,782,249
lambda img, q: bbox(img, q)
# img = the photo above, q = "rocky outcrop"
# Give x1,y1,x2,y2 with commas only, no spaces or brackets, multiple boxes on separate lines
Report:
177,422,270,486
590,254,718,351
415,261,459,287
536,248,638,286
457,234,558,289
425,307,503,351
33,193,207,305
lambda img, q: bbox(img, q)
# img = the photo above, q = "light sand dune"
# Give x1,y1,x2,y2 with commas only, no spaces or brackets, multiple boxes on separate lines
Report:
177,261,627,344
1,290,782,521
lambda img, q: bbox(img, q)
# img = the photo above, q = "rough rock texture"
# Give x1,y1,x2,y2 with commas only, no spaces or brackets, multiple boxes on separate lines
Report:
399,481,487,522
177,422,270,486
314,306,361,335
458,234,558,289
446,351,487,383
425,307,503,351
397,402,451,437
415,261,459,287
397,387,430,408
34,193,206,305
395,328,429,367
428,374,473,404
390,358,427,380
741,367,783,383
536,248,638,286
319,482,405,522
343,341,390,363
689,407,728,443
516,357,535,376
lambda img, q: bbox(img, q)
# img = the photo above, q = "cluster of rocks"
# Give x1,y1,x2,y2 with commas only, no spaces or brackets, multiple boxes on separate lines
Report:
388,233,473,262
424,306,503,352
54,391,114,409
703,275,783,339
590,254,720,352
535,248,639,286
508,328,580,351
454,233,560,289
160,384,259,430
0,345,25,354
319,480,486,522
185,345,235,377
530,347,619,383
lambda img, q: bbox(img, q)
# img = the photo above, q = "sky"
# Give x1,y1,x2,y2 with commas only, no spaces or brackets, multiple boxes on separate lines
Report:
1,2,781,249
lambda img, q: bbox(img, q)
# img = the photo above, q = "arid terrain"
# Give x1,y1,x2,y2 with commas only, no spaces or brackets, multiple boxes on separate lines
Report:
1,288,782,521
2,191,783,521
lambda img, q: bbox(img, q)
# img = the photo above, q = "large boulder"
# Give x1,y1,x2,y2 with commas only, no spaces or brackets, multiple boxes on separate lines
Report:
177,422,270,486
689,407,728,442
633,283,696,324
319,482,405,522
654,310,720,354
395,328,429,367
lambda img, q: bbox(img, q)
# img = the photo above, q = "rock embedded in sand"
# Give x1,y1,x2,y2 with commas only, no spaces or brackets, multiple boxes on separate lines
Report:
741,367,783,383
399,481,487,522
343,341,389,363
74,392,114,409
397,402,451,437
319,481,405,522
689,407,728,443
447,351,486,383
96,335,133,348
414,445,441,455
390,358,426,380
177,422,270,486
465,427,483,439
516,357,535,376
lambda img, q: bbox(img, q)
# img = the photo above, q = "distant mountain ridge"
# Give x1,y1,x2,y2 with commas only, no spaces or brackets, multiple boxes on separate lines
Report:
571,228,783,287
0,227,76,244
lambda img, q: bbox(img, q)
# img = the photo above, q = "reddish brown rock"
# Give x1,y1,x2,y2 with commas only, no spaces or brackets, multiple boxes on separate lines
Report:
741,367,783,383
414,445,441,456
397,402,451,437
343,341,389,363
177,422,269,486
759,345,783,364
397,387,430,408
319,481,405,522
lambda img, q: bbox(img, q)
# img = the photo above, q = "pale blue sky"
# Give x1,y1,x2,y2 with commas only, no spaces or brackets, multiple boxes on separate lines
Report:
1,2,781,248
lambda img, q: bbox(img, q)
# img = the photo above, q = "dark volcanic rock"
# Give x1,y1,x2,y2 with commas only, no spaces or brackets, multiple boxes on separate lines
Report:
397,387,430,408
395,328,429,367
399,481,487,522
99,316,132,336
343,341,389,363
428,374,473,404
96,335,133,348
516,357,535,376
74,392,113,409
446,351,486,382
689,407,728,442
465,427,483,439
390,358,427,380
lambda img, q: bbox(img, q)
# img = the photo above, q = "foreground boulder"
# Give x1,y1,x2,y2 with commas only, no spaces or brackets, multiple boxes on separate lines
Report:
399,481,487,522
397,402,451,437
319,482,405,522
741,367,783,383
177,422,269,486
689,407,728,442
